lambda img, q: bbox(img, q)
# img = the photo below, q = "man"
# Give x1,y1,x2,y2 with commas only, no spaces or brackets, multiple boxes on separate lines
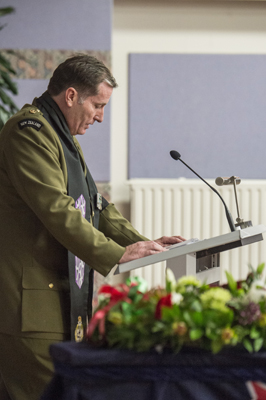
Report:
0,54,184,400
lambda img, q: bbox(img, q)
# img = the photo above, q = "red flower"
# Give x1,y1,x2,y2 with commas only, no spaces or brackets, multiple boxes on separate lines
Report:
87,284,133,339
87,281,141,340
155,294,172,319
99,285,128,301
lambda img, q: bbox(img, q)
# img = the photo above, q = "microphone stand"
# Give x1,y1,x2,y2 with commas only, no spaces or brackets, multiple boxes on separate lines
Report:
215,175,252,229
231,176,252,229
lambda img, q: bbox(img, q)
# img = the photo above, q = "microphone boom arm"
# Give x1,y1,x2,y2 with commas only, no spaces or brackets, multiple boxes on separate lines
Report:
177,157,236,232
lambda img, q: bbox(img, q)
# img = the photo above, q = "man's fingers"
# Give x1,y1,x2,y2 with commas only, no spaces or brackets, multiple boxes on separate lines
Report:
154,235,186,247
119,241,166,264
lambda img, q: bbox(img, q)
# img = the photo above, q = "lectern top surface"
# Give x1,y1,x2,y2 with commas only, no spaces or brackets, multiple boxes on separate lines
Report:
115,225,266,275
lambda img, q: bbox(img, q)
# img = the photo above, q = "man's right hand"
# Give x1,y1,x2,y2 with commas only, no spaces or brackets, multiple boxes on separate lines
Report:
118,241,166,264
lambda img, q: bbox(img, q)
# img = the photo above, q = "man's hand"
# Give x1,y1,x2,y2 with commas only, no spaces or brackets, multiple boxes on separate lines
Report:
118,235,186,264
154,235,186,247
119,241,166,264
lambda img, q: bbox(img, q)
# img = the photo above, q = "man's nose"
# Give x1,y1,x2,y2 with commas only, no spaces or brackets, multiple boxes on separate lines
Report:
95,108,104,123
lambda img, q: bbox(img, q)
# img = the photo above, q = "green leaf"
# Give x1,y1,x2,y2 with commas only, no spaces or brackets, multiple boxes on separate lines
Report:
225,270,237,292
205,327,218,340
126,276,148,294
183,311,194,327
243,338,253,353
189,328,203,341
191,311,204,326
256,263,265,276
0,87,18,108
0,89,11,105
190,299,202,312
161,304,180,321
211,340,223,354
1,71,18,94
0,54,16,75
0,7,15,34
250,326,260,340
0,7,15,17
0,107,10,130
254,337,264,352
165,280,172,294
203,308,233,328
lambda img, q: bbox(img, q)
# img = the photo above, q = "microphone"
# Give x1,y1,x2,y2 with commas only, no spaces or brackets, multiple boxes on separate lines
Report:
170,150,236,232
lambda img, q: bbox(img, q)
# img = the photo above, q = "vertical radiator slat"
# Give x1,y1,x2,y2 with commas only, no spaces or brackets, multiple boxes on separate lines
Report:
129,179,266,288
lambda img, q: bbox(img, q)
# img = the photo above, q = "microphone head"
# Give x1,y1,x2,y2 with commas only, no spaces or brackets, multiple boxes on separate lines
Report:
170,150,181,160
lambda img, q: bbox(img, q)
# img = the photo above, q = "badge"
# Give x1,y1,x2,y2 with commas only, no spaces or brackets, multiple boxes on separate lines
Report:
74,316,84,342
18,119,43,131
96,193,102,210
75,256,85,289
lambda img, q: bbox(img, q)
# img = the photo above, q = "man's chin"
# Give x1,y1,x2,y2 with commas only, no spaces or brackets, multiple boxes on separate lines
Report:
76,129,87,136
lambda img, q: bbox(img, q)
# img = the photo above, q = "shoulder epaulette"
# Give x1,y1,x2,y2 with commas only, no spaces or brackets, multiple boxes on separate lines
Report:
18,108,43,131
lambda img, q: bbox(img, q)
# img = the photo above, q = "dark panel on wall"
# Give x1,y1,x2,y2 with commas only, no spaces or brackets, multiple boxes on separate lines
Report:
128,54,266,179
1,0,113,181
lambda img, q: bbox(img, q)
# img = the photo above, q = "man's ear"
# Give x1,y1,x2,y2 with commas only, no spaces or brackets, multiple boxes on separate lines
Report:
65,87,78,107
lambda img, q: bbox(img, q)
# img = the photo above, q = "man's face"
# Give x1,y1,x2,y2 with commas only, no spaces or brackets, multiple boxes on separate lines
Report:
67,81,113,136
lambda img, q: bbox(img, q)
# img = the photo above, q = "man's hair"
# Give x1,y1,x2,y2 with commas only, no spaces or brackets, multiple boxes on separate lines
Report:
47,54,118,99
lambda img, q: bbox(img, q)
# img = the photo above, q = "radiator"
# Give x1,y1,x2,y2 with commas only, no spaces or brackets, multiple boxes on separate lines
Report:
128,178,266,288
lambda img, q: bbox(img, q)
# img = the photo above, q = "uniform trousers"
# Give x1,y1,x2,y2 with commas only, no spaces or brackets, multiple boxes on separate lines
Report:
0,333,63,400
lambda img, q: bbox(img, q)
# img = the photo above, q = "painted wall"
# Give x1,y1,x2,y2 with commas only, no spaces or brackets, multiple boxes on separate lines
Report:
1,0,112,181
2,0,266,214
111,0,266,217
128,53,266,180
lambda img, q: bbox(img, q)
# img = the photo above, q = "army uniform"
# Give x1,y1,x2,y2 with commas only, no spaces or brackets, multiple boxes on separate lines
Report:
0,102,147,399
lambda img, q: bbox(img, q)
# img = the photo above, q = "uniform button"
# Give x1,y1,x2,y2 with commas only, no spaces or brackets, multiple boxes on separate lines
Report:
49,283,54,289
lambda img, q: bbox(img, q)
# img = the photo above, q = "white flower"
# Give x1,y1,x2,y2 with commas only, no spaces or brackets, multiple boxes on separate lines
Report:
171,292,183,305
155,344,164,354
166,268,177,291
247,280,266,303
166,268,176,283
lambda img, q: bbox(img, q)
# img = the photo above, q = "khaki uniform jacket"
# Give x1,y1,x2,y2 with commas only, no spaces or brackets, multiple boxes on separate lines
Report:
0,103,147,340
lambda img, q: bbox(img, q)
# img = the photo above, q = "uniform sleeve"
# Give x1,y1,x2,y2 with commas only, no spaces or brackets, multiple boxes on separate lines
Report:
2,114,126,277
99,203,149,246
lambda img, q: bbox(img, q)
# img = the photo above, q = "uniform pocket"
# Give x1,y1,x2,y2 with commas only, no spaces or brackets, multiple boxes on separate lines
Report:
21,266,70,334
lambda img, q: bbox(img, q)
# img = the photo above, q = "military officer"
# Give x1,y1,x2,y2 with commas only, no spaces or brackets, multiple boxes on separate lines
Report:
0,54,185,400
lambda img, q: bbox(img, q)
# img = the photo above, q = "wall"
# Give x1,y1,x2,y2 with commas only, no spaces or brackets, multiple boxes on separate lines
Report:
1,0,112,182
128,53,266,180
0,0,114,292
111,0,266,219
2,0,266,283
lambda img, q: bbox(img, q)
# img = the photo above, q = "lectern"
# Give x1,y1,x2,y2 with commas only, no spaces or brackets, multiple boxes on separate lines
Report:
115,225,266,284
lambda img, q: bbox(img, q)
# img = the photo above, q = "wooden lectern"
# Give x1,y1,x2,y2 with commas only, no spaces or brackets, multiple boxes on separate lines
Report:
115,225,266,284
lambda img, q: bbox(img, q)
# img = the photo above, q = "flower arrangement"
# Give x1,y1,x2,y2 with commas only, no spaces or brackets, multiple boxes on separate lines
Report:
87,264,266,354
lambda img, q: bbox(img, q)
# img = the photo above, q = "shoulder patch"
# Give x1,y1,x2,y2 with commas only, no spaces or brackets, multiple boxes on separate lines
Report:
18,119,43,131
